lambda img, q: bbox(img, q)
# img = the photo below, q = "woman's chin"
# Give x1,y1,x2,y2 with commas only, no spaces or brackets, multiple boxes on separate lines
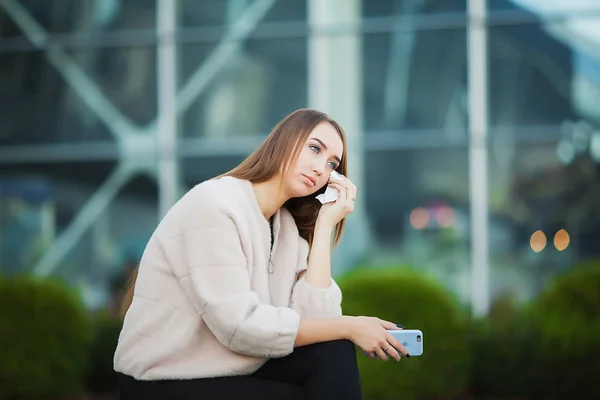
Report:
289,187,317,199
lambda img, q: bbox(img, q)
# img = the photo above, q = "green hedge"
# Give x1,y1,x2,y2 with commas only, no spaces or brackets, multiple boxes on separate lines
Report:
0,275,93,399
469,293,546,398
2,260,596,399
84,311,122,395
532,261,600,399
470,261,600,399
338,267,471,400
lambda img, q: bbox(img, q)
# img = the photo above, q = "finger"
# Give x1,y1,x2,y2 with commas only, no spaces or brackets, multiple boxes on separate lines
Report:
385,332,410,357
328,181,348,202
364,351,377,360
384,341,402,361
337,175,357,195
349,185,357,203
329,177,350,192
379,319,403,330
374,346,388,361
330,171,346,182
328,180,347,191
337,179,355,202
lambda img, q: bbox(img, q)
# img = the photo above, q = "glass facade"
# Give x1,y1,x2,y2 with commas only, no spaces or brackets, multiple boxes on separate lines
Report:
1,0,599,310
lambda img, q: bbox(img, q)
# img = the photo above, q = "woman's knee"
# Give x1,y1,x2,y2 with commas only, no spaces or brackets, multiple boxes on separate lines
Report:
302,340,363,398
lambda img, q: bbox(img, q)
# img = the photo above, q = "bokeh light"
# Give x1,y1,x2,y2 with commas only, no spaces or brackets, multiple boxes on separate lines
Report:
530,230,547,252
554,229,570,251
410,207,430,229
436,205,455,227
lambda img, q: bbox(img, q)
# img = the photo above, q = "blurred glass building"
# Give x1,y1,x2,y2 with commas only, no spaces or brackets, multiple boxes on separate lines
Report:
1,0,599,312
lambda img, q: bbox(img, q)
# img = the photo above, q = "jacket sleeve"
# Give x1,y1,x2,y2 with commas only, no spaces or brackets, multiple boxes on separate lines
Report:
289,236,343,318
181,187,300,358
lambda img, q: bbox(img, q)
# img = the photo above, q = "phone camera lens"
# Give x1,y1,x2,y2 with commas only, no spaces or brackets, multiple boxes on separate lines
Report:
417,335,421,342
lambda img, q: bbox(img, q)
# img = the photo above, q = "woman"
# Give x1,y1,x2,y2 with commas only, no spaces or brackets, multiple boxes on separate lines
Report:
114,108,409,399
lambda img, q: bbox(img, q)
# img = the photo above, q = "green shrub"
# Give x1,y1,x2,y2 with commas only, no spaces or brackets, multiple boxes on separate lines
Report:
338,267,471,400
469,293,545,398
531,260,600,399
471,262,600,399
84,311,122,395
0,275,93,399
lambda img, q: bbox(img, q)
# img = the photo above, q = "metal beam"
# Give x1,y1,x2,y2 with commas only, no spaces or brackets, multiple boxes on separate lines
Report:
309,0,366,273
0,142,119,163
468,0,491,316
156,0,179,217
143,0,277,135
175,0,276,117
4,8,600,54
0,125,568,164
384,0,422,128
33,163,133,276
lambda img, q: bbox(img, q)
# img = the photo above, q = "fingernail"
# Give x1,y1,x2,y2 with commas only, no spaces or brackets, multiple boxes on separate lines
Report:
396,324,404,328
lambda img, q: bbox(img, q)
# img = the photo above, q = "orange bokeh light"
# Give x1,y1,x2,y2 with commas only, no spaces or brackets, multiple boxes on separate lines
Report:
410,207,430,229
554,229,570,251
530,230,547,252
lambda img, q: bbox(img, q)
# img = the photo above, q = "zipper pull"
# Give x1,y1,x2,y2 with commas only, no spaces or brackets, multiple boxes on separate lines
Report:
268,253,274,274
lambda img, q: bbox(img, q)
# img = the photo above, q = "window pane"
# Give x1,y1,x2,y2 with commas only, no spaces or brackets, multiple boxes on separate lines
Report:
488,0,600,14
182,155,245,188
63,174,158,310
0,161,118,274
179,37,307,138
364,27,467,132
488,133,600,301
0,162,158,308
1,0,155,37
363,0,466,18
365,147,471,300
67,46,158,126
180,0,306,27
0,46,156,146
488,17,600,132
0,7,22,38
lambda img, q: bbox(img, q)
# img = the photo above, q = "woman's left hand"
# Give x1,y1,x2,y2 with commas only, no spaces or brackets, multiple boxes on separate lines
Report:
316,174,357,229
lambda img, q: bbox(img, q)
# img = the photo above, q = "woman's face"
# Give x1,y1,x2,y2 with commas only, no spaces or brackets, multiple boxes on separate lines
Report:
285,122,344,198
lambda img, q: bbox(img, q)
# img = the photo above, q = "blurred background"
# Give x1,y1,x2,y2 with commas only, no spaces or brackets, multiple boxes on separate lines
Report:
1,0,599,399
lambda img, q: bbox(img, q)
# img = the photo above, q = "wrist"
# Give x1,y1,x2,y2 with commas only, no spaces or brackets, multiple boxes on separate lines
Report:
340,316,355,340
315,218,335,233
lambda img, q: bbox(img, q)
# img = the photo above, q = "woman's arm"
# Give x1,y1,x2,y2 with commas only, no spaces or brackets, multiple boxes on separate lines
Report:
303,222,334,288
289,177,356,318
289,221,343,318
294,316,350,346
304,174,357,289
293,315,409,362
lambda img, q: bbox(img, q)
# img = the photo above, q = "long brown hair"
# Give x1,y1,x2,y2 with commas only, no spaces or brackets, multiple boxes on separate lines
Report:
121,108,348,316
221,108,348,247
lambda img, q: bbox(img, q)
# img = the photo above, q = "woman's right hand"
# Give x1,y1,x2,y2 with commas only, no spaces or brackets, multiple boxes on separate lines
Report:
344,316,409,361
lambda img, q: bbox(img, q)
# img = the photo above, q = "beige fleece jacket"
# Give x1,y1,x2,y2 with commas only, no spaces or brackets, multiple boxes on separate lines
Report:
113,176,343,380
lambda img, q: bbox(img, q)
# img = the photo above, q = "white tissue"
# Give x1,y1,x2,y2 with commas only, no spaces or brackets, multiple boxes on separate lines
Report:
316,170,344,204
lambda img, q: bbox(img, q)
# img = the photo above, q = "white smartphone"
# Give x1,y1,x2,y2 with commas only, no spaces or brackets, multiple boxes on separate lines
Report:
386,329,424,356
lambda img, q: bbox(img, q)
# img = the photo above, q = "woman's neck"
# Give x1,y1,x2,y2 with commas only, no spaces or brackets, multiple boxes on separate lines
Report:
252,178,289,221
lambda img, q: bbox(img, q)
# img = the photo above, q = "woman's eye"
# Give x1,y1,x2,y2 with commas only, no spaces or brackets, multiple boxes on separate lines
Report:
309,145,320,153
327,161,337,169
